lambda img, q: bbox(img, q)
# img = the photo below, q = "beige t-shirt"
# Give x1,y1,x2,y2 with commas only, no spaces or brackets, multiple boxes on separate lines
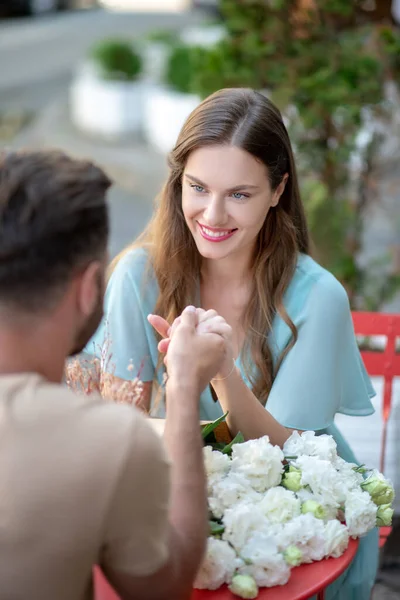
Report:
0,373,170,600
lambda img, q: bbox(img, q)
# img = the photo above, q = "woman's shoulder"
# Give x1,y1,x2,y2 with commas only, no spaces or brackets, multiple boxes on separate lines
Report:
283,254,349,319
113,246,150,275
296,254,348,302
111,246,155,285
108,245,159,305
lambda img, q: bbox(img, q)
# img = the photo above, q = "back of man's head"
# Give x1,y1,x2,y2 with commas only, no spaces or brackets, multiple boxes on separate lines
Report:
0,150,110,316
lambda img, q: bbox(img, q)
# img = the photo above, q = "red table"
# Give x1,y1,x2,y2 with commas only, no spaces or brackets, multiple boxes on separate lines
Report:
94,538,358,600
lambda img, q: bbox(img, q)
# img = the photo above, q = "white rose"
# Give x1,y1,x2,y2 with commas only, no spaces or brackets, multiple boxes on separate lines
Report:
238,531,291,588
284,430,338,463
231,436,284,492
203,446,231,491
344,489,377,537
334,457,364,493
324,520,350,558
259,486,301,524
276,513,326,563
223,503,271,553
194,537,241,590
293,455,343,506
208,472,262,519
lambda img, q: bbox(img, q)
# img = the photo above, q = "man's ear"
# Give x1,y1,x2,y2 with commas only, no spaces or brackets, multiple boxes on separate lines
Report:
271,173,289,207
77,262,102,317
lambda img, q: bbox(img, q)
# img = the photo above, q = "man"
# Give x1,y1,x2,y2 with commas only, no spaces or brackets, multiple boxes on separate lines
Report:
0,150,226,599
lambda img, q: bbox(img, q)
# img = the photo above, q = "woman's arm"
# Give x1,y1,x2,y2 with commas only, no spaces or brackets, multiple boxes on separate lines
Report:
211,274,371,444
149,311,292,446
151,273,365,447
211,370,292,446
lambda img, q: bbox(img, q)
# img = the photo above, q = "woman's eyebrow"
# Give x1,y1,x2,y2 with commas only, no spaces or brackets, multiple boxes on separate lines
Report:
185,174,259,192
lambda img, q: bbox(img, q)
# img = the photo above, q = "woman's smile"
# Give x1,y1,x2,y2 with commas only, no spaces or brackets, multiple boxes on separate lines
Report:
197,222,238,242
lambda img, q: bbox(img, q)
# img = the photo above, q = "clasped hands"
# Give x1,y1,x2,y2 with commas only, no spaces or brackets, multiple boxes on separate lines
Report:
147,307,235,390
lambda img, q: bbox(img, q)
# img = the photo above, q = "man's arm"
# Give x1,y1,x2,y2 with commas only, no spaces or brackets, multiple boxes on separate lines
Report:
106,379,206,600
104,306,226,600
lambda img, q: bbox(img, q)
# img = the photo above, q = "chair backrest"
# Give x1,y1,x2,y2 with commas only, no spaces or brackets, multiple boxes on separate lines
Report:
351,311,400,473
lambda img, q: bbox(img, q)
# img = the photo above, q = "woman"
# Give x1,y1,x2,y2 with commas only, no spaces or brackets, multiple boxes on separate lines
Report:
87,88,378,598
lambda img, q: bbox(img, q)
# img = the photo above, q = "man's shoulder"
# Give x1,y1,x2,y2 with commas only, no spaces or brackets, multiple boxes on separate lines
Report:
15,375,167,472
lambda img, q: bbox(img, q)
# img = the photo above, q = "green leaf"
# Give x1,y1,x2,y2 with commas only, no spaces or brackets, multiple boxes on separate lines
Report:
353,464,368,474
209,519,225,536
201,412,229,441
210,442,227,451
222,431,245,455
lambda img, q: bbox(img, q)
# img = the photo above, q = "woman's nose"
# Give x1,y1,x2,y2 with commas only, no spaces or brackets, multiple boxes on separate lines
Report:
202,195,228,226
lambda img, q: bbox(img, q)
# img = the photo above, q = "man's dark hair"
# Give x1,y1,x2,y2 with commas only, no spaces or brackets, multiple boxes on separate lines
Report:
0,150,110,313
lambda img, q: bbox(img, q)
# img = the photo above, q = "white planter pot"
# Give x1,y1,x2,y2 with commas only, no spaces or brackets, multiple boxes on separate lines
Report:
180,24,226,47
98,0,190,11
144,85,201,154
141,26,226,86
141,42,171,85
70,67,142,139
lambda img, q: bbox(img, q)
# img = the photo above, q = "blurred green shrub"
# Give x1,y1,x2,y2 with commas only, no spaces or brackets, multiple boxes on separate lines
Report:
91,39,142,81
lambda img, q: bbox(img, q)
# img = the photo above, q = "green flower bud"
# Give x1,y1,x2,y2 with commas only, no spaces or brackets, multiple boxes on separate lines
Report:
282,466,302,492
376,504,394,527
284,545,303,567
361,473,395,506
229,574,258,599
301,499,326,520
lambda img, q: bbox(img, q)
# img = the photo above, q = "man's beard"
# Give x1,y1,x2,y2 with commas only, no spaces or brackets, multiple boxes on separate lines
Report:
69,274,104,357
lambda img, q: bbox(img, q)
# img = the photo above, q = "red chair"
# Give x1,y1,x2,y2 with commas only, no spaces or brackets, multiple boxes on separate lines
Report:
93,567,119,600
351,311,400,548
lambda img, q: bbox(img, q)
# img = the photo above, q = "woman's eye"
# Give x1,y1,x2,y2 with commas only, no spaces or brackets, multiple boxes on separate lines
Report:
191,184,206,193
231,192,248,200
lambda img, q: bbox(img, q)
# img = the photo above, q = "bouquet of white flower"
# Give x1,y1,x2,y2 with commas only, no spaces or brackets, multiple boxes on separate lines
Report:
195,420,395,599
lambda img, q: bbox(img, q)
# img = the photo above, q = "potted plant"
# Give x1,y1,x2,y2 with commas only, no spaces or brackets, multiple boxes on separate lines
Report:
70,38,143,138
140,29,177,85
143,43,202,154
141,22,225,86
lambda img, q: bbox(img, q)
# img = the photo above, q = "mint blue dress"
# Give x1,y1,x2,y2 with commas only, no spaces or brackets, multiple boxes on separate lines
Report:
87,247,379,599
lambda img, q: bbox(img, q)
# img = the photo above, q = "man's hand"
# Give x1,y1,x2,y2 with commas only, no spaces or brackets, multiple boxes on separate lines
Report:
158,306,229,394
148,308,234,381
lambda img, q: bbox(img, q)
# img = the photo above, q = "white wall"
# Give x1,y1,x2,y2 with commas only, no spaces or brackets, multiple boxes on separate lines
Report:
335,377,400,513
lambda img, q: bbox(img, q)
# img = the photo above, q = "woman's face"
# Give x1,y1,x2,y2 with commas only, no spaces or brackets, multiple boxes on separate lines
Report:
182,145,287,264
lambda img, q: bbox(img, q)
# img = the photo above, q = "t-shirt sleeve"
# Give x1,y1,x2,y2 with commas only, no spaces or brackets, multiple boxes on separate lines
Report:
266,273,376,431
85,249,157,382
101,414,171,576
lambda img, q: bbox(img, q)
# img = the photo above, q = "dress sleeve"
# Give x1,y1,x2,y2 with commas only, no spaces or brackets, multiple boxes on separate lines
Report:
266,273,376,431
85,249,158,382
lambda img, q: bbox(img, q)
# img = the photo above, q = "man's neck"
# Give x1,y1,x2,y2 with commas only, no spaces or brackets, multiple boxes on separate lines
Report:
0,317,68,383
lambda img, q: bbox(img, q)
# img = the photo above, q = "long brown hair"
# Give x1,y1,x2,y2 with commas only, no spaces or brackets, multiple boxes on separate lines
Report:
110,88,310,405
